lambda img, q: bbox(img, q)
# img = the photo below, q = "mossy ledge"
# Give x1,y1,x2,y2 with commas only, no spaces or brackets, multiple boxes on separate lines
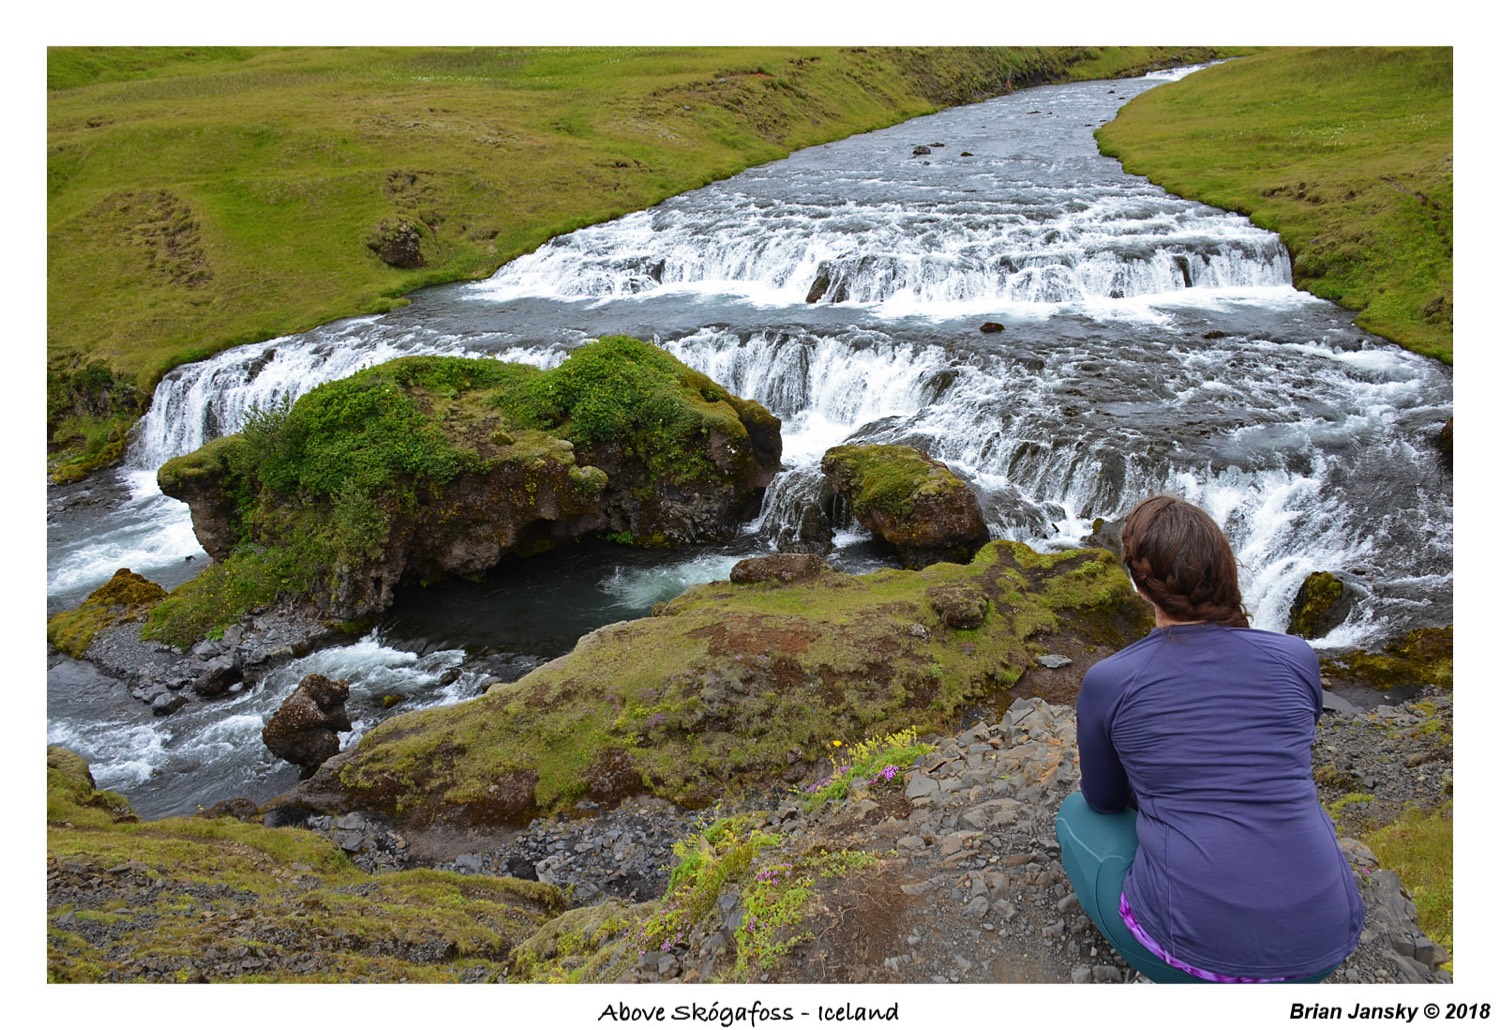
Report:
149,336,781,642
821,443,990,567
47,746,562,983
268,539,1151,828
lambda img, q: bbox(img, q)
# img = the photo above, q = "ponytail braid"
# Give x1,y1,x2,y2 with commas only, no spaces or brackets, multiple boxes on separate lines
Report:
1121,496,1250,628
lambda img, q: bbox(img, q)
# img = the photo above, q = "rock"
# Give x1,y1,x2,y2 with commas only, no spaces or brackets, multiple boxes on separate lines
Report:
979,321,1005,334
1037,654,1072,669
195,797,262,821
805,268,833,304
150,691,189,716
730,553,832,585
1435,417,1452,472
261,673,353,776
821,443,990,568
927,584,988,628
193,654,241,698
1288,571,1356,638
912,145,932,156
366,220,425,268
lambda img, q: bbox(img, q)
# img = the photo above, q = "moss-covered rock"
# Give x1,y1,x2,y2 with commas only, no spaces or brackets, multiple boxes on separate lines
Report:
46,568,168,657
821,444,989,567
47,749,563,983
151,337,782,639
268,540,1150,829
1288,570,1355,639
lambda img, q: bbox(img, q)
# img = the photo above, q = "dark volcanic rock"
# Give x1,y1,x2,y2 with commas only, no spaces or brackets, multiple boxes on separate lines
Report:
367,220,425,268
262,673,353,776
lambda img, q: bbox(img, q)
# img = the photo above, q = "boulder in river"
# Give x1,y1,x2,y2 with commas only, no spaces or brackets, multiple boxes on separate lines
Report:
821,443,990,567
262,673,353,777
1287,570,1356,639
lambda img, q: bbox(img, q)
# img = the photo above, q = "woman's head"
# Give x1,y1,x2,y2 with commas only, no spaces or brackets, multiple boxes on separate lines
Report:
1120,495,1250,628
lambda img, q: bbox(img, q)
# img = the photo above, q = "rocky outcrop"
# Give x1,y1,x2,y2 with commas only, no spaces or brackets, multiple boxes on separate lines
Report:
261,673,353,776
46,568,167,657
821,443,989,567
366,219,425,268
157,338,782,626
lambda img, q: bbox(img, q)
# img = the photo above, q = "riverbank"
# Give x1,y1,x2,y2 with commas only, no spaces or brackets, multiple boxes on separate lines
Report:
1097,47,1452,364
47,45,1231,480
47,690,1451,984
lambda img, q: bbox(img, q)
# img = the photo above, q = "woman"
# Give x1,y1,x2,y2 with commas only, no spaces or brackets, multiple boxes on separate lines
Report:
1054,495,1364,983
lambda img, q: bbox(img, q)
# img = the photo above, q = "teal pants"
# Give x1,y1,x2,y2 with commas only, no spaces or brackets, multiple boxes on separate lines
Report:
1053,792,1337,984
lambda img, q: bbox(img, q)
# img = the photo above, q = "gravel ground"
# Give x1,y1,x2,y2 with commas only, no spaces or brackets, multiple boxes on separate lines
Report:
311,690,1453,985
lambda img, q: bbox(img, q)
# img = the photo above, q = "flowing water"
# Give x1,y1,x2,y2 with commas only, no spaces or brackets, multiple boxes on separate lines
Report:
46,67,1453,816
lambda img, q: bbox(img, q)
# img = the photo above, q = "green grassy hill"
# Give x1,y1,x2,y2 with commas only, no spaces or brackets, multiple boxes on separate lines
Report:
46,45,1224,480
1097,47,1452,364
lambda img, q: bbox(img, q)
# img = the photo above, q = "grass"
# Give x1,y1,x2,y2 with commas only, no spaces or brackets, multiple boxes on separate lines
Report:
1097,47,1452,363
47,45,1228,478
1365,806,1453,971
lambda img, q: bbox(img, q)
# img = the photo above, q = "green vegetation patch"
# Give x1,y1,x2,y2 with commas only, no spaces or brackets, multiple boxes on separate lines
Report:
1320,625,1453,693
47,748,563,983
48,45,1227,475
326,539,1148,822
1097,47,1452,362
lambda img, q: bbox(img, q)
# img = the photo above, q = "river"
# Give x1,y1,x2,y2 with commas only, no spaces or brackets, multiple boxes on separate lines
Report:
45,66,1453,818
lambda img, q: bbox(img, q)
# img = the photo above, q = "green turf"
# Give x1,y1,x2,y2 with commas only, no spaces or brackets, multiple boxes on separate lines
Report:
1097,47,1452,363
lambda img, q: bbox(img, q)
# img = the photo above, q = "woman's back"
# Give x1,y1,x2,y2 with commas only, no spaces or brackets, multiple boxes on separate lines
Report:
1077,622,1365,978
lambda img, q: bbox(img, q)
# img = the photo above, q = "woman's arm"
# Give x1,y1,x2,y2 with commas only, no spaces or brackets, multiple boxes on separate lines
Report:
1076,667,1134,813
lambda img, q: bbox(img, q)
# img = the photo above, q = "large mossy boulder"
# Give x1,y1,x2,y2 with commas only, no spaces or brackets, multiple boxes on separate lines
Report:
1287,570,1356,639
269,540,1152,829
152,337,781,641
262,673,354,776
821,444,989,568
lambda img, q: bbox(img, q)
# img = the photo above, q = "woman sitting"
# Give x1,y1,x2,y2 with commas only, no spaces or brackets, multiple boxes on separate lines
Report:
1054,494,1364,983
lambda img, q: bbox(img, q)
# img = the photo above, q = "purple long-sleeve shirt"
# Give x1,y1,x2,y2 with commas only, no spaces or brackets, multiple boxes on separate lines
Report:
1076,622,1365,978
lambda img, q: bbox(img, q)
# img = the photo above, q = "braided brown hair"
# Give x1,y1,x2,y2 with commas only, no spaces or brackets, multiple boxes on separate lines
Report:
1120,495,1250,628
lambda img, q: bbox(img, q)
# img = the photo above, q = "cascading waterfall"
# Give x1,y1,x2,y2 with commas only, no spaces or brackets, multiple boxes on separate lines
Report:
48,66,1451,814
